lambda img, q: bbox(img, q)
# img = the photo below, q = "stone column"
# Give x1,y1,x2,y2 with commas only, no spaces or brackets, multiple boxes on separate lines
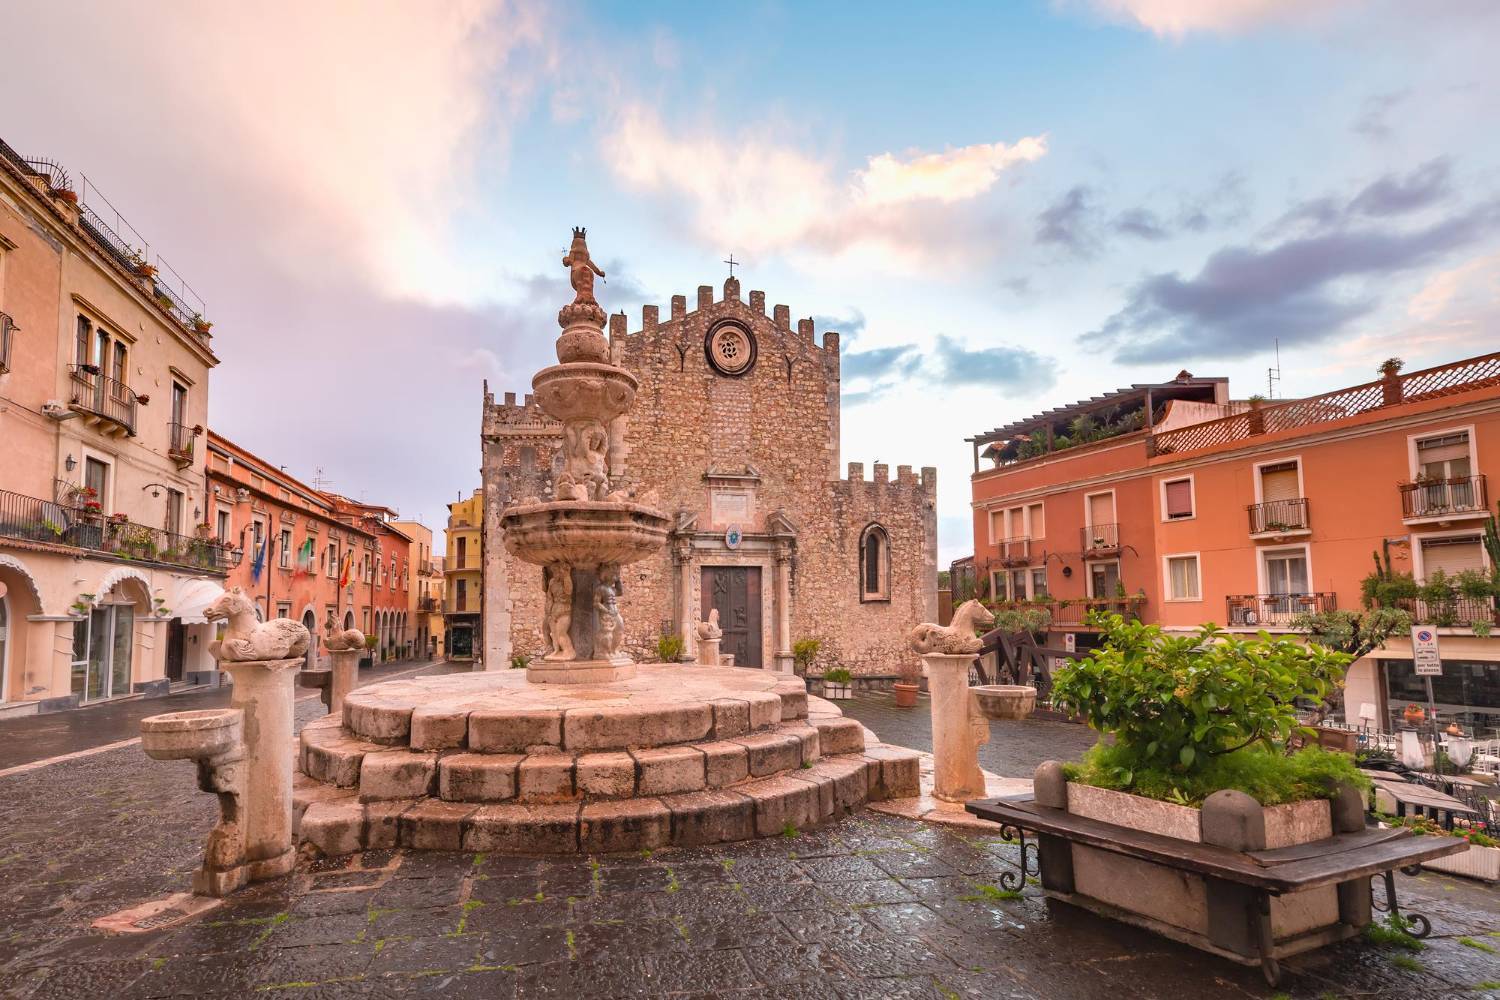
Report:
696,636,721,666
328,648,359,714
673,538,695,660
923,653,987,802
773,545,794,674
218,657,300,880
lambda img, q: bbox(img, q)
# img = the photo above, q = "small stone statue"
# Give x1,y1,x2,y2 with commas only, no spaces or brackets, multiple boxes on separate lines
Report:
323,610,365,652
543,566,575,660
696,608,723,641
205,587,310,661
595,576,624,658
557,419,610,501
563,226,605,306
906,599,994,655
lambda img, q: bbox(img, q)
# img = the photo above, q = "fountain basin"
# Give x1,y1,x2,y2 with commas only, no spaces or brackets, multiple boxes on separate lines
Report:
500,499,671,567
532,363,639,425
141,708,244,761
970,685,1038,721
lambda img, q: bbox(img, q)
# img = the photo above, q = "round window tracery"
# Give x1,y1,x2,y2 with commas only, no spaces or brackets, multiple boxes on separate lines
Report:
705,321,757,377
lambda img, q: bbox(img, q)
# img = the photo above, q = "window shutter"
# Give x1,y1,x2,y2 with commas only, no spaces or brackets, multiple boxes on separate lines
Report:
1164,480,1193,518
1261,463,1300,502
1416,433,1469,464
1088,493,1113,526
1421,538,1485,577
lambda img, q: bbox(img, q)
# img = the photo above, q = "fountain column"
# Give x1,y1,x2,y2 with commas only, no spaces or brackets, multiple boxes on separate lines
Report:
219,657,301,877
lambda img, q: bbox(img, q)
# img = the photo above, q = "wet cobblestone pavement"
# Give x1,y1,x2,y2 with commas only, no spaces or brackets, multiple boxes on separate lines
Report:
2,690,1498,998
839,691,1101,778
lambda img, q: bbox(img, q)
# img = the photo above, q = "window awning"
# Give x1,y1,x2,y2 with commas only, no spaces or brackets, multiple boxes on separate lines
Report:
172,578,225,624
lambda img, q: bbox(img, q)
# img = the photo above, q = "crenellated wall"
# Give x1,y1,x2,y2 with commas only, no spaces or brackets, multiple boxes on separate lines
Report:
481,276,935,676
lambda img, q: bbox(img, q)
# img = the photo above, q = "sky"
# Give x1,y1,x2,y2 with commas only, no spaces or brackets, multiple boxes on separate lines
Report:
3,0,1498,561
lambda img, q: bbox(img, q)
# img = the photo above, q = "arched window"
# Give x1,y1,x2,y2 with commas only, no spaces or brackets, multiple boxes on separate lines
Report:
859,524,891,602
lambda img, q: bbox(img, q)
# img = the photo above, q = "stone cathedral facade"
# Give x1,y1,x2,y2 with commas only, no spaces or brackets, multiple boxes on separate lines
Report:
480,276,937,676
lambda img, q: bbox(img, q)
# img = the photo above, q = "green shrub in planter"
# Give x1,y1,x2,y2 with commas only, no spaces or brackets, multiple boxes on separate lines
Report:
656,633,685,662
792,638,822,675
1052,613,1351,793
824,667,852,684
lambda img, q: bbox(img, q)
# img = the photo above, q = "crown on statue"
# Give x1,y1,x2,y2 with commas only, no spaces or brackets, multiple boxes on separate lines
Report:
572,226,587,239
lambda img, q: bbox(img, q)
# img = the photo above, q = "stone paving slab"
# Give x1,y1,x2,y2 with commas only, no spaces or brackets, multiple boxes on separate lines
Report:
2,692,1499,998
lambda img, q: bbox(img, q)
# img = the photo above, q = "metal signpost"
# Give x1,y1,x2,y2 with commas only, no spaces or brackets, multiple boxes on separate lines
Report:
1411,626,1442,775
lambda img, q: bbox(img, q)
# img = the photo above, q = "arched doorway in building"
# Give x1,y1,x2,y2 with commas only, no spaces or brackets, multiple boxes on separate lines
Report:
302,609,317,669
76,576,149,701
343,609,355,632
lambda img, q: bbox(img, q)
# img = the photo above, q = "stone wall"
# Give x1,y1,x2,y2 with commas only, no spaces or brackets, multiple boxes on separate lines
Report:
481,277,936,676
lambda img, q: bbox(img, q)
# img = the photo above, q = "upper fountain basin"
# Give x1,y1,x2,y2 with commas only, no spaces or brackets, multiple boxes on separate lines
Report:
532,363,638,426
500,499,671,567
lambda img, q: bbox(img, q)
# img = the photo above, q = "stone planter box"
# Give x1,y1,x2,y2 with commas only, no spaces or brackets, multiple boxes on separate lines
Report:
1422,842,1500,882
820,682,851,700
1052,779,1362,968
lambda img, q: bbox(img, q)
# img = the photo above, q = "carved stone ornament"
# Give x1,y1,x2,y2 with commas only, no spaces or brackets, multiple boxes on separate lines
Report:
907,599,994,656
704,320,757,377
205,587,311,662
696,608,723,641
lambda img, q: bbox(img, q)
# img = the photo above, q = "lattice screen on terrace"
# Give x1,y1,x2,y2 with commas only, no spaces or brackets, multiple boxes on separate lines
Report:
1148,352,1500,456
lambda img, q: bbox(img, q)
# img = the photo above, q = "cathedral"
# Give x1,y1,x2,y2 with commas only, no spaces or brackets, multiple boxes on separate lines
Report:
480,275,936,676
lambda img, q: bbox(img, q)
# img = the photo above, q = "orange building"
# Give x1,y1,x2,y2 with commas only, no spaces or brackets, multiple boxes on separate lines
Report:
324,495,412,661
967,353,1500,735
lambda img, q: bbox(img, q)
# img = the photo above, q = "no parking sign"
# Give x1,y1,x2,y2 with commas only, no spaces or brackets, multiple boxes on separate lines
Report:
1411,626,1442,676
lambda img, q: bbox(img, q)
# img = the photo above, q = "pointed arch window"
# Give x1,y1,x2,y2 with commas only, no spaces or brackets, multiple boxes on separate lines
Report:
859,523,891,602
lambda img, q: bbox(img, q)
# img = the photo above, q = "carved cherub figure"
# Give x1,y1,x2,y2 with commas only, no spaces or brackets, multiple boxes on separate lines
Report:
562,227,605,305
594,576,624,658
558,420,610,501
543,566,575,660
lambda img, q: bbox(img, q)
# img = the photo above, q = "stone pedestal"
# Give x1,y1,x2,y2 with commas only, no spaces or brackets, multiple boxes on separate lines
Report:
220,657,300,881
697,638,721,666
922,653,988,802
328,649,359,714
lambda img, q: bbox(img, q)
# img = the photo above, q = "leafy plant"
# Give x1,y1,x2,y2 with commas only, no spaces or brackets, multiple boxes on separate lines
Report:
1051,613,1350,778
1474,619,1493,639
1418,568,1457,607
792,638,822,674
656,633,685,662
42,518,64,537
1454,568,1496,601
1064,741,1368,807
991,607,1051,636
363,634,378,650
824,667,853,684
510,653,529,670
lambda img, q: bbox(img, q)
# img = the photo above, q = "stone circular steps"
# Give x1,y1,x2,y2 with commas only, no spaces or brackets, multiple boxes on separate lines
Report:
296,672,924,856
340,664,808,751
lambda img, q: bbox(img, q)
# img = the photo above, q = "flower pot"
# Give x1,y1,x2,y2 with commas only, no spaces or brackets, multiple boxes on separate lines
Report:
893,682,919,708
1403,707,1426,725
1423,842,1500,882
823,682,851,700
969,684,1036,720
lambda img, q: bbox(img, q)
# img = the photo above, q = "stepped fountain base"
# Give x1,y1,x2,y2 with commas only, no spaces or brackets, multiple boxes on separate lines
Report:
293,665,923,856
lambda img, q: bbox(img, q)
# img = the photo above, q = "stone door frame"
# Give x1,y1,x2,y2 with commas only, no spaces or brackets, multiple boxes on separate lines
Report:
672,524,795,673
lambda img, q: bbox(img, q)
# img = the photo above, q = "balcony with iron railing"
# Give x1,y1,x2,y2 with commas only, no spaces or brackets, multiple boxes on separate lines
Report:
0,486,239,574
1247,497,1310,536
68,365,137,436
1225,592,1336,627
987,595,1148,629
418,595,439,613
996,536,1031,567
1398,474,1488,522
1080,522,1120,556
168,421,196,466
0,311,15,373
1149,351,1500,457
1394,595,1499,628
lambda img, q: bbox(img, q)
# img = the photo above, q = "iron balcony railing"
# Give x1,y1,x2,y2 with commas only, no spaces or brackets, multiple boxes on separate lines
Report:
418,595,439,612
1225,592,1336,627
0,486,239,574
168,421,195,463
0,310,15,373
1081,523,1119,554
1398,474,1488,519
1394,596,1499,628
997,536,1031,567
68,364,137,435
1247,497,1310,534
988,596,1147,629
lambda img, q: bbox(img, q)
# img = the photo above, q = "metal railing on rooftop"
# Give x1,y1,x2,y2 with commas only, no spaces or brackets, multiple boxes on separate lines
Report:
0,486,238,574
1148,352,1500,456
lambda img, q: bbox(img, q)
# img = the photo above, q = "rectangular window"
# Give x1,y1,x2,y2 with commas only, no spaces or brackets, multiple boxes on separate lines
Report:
1030,567,1048,598
456,579,467,612
251,518,264,547
1166,555,1201,601
457,537,467,568
988,510,1004,544
111,341,127,388
327,543,337,578
165,488,184,537
1027,502,1044,539
1010,568,1028,601
171,381,188,426
990,570,1007,602
216,508,231,542
75,315,91,365
1088,560,1120,599
1416,431,1472,480
1087,492,1114,528
1259,460,1300,502
1163,478,1194,520
277,602,291,619
84,456,109,509
1420,536,1485,578
279,529,292,568
1264,550,1309,596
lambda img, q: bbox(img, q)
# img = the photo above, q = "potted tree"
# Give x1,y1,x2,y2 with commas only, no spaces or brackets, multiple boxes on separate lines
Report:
1379,357,1405,406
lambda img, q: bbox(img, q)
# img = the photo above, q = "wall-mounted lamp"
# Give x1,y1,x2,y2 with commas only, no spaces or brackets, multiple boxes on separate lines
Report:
64,454,77,473
1062,566,1073,578
142,482,171,499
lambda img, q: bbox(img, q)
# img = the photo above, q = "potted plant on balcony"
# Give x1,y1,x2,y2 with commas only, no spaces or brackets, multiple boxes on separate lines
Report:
1403,703,1426,726
1419,570,1458,626
191,314,213,334
1379,357,1405,406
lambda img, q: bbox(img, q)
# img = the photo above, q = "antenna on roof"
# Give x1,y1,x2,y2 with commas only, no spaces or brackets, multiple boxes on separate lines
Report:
311,466,329,491
1267,339,1282,400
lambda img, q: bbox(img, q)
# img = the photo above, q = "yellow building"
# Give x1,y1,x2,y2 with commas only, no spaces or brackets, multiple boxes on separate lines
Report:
429,555,446,656
391,518,439,658
443,490,482,662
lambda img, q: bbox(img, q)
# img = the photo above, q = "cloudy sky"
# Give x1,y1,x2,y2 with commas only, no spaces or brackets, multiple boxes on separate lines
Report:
4,0,1498,561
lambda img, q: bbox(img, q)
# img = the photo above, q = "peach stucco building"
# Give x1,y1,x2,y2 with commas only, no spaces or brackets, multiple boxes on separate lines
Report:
0,137,226,711
968,353,1500,735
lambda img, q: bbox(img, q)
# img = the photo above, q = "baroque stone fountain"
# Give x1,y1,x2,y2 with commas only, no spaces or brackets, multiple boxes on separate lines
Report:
500,227,671,684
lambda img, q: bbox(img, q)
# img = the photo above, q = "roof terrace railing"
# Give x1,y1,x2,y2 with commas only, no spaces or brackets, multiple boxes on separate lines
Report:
1148,352,1500,457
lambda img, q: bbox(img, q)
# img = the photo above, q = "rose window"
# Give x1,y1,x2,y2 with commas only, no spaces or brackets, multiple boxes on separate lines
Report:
706,323,756,376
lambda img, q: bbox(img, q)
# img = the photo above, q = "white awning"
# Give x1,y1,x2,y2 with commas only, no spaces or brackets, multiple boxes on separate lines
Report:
172,578,225,624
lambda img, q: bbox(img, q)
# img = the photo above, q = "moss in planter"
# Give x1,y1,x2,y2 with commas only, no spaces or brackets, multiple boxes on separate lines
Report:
1062,742,1370,808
